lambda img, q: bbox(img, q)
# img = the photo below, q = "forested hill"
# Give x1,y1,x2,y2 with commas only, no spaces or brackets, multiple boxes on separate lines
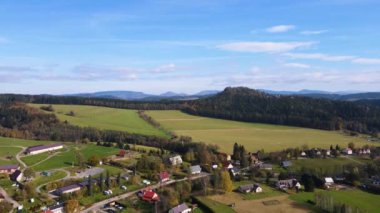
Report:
182,87,380,134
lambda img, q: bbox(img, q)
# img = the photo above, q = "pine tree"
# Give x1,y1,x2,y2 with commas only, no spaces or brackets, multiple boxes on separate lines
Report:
99,173,104,191
106,171,110,189
220,170,233,192
88,175,93,196
117,173,121,186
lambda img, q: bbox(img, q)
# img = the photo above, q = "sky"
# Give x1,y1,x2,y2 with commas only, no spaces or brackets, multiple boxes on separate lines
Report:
0,0,380,94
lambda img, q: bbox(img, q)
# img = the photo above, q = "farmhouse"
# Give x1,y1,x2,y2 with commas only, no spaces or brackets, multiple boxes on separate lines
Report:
54,184,81,195
238,183,262,193
223,162,233,169
189,165,202,175
142,190,159,202
342,148,353,155
169,203,191,213
324,177,335,188
42,202,64,213
276,179,301,190
159,171,170,183
25,143,63,155
169,155,183,166
10,170,23,182
230,167,240,177
0,165,20,174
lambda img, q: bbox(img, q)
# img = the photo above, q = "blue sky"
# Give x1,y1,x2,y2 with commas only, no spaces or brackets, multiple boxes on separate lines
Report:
0,0,380,94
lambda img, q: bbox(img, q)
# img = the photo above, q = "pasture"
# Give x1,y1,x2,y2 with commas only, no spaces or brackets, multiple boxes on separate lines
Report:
146,110,372,153
30,104,168,137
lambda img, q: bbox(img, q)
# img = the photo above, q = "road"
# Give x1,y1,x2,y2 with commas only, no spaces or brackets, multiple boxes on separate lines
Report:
36,169,71,194
0,145,27,169
81,172,210,213
0,186,20,208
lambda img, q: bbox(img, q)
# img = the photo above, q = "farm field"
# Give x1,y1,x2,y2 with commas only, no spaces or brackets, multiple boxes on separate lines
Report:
30,104,168,137
291,157,369,173
290,189,380,213
0,146,22,165
0,136,51,147
146,110,372,152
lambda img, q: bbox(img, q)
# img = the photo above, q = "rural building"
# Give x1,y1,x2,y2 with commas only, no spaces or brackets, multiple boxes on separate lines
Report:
159,171,170,182
0,165,20,174
42,202,64,213
142,190,159,202
342,148,353,155
117,150,126,157
218,152,231,162
168,203,191,213
238,183,262,193
212,163,218,169
25,143,63,155
276,179,301,190
281,161,292,168
169,155,183,166
324,177,334,188
10,170,23,182
300,151,307,157
54,184,81,195
326,150,331,156
249,152,261,165
223,162,233,169
230,167,240,177
189,165,202,175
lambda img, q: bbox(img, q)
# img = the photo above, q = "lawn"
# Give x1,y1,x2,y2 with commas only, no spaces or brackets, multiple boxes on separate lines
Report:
290,189,380,213
33,170,67,187
233,181,284,200
32,144,119,171
30,104,168,137
0,146,22,166
0,136,51,147
146,110,372,153
193,196,236,213
291,157,365,174
21,152,51,166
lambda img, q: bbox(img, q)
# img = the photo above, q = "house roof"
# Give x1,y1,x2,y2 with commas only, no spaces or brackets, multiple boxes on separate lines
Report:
230,167,240,173
325,177,334,183
190,165,202,173
26,143,62,153
169,203,190,213
261,163,273,168
55,184,81,194
159,171,170,180
143,190,158,200
282,161,292,167
0,165,19,170
239,183,260,191
10,170,22,181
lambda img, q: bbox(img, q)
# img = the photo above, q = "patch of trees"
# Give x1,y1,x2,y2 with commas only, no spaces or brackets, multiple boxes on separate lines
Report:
183,87,380,134
315,192,366,213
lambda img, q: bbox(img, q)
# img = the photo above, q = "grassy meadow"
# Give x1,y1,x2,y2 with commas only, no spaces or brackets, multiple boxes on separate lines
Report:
30,104,168,137
146,110,371,153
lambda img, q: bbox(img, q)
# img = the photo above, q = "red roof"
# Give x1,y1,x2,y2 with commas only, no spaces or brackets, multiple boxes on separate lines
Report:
159,171,170,180
118,150,126,157
143,190,159,201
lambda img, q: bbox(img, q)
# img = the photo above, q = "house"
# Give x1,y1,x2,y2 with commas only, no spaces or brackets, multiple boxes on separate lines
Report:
342,148,353,155
300,151,307,157
142,190,159,202
276,179,301,190
43,202,64,213
0,165,20,174
25,143,63,155
189,165,202,175
10,170,23,182
249,152,261,166
117,150,126,157
260,163,273,170
238,183,262,193
218,153,231,162
223,162,233,169
212,163,218,169
169,203,192,213
54,184,81,195
326,150,331,156
159,171,170,183
324,177,334,188
229,167,240,177
281,161,292,168
169,155,183,166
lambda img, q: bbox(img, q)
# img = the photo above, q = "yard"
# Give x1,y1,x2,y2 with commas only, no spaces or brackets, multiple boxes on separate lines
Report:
146,110,371,153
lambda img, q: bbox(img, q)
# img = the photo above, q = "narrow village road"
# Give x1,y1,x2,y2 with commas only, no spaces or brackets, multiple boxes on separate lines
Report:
0,186,20,209
81,172,210,213
0,145,28,169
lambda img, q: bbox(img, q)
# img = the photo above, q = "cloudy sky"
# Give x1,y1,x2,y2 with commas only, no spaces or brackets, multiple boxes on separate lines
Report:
0,0,380,94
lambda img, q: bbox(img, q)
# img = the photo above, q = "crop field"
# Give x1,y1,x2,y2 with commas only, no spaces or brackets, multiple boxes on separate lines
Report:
146,110,371,153
30,104,168,137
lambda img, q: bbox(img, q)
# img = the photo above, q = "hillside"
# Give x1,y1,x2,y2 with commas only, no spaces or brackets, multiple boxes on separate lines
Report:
183,87,380,134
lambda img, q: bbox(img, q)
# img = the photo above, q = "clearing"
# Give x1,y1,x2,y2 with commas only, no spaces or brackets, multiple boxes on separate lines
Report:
30,104,168,137
147,110,372,153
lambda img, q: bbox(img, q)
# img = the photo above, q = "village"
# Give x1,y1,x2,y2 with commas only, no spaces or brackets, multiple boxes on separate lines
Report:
1,138,380,213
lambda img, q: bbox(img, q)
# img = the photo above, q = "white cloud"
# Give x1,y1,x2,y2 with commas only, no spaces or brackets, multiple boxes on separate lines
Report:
300,30,328,35
283,63,311,69
352,58,380,65
285,53,355,62
266,25,295,33
218,41,314,53
153,63,176,73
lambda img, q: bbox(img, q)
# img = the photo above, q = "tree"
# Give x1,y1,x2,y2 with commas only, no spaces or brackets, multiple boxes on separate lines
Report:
131,175,141,185
232,143,240,161
184,149,195,162
348,142,355,150
162,188,179,208
75,150,85,168
117,173,121,186
87,175,93,196
24,182,37,198
87,155,99,166
220,170,233,192
105,171,110,189
65,199,79,213
0,201,13,213
24,167,35,180
301,174,315,192
240,146,249,168
99,173,104,191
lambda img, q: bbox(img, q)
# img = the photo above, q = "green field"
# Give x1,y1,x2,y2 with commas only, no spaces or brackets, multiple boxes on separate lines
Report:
0,137,51,147
32,144,119,171
30,104,168,137
33,170,67,187
146,110,372,153
290,189,380,213
21,152,51,166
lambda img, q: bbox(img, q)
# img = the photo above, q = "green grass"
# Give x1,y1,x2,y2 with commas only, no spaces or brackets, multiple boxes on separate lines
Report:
0,146,22,165
233,181,284,200
32,144,119,171
291,157,364,173
33,170,67,187
290,189,380,213
193,196,236,213
147,110,372,152
0,136,52,147
30,104,168,137
21,152,51,166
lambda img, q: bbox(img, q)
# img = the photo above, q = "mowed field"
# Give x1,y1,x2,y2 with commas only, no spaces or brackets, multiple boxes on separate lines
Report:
146,110,371,152
30,104,168,137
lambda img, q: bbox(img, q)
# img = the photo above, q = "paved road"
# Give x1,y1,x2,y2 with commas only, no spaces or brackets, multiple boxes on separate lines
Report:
36,169,71,194
81,172,210,213
0,186,20,209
